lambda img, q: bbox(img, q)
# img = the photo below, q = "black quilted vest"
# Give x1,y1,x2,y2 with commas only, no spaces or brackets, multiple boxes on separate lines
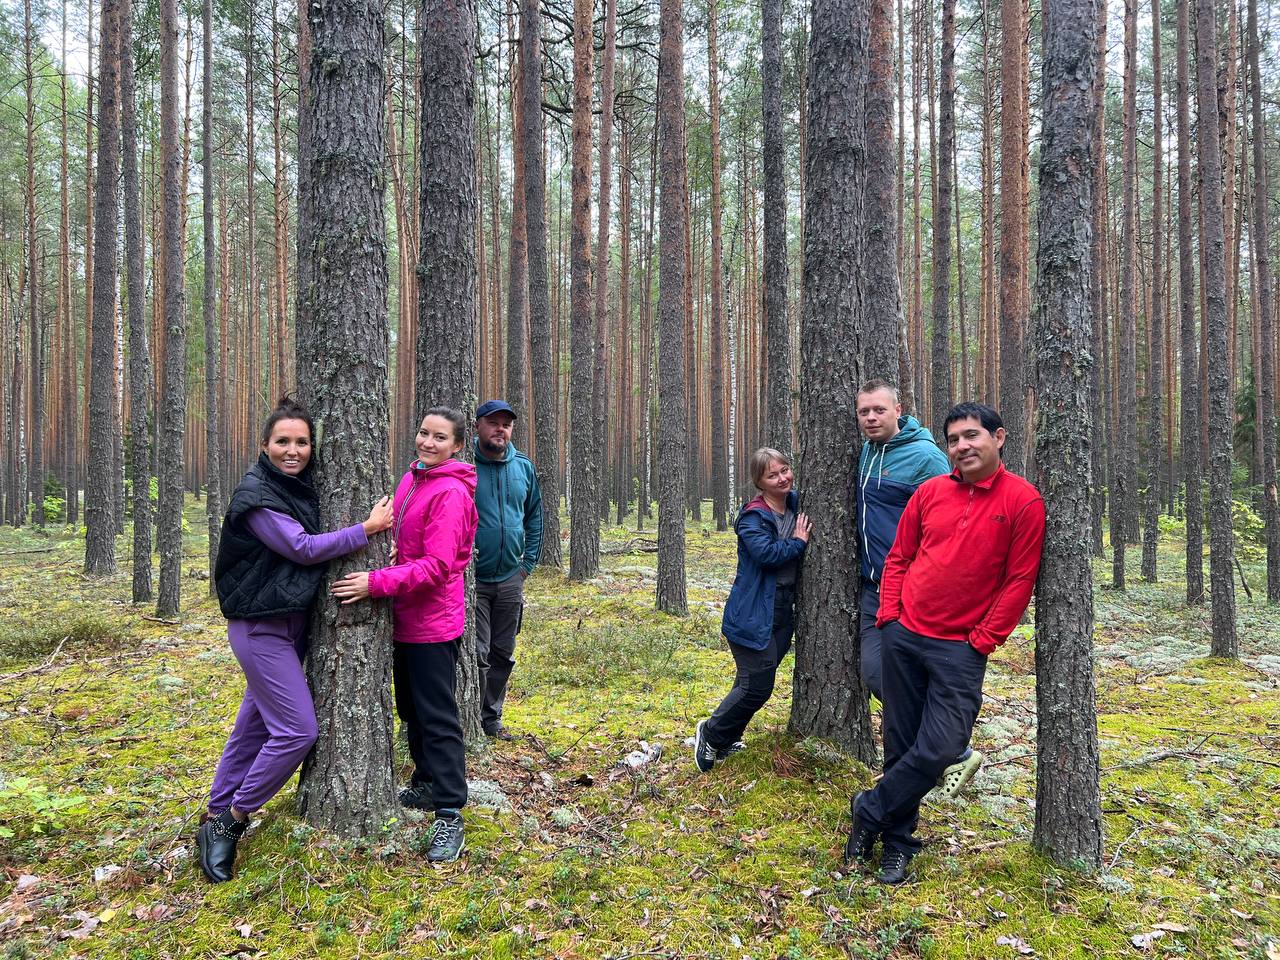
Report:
214,453,326,620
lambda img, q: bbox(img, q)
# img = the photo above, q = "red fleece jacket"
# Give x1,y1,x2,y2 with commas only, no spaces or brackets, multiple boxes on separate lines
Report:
876,463,1046,656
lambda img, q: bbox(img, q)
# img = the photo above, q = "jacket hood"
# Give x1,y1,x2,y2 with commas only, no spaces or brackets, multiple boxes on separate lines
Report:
737,489,799,528
473,437,519,464
410,457,478,495
881,415,931,450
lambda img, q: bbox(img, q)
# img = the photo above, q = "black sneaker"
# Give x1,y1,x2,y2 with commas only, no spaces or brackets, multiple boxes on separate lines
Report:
844,794,878,869
399,781,432,810
484,724,516,742
196,810,249,883
426,813,465,863
692,719,717,773
715,740,746,761
876,846,914,885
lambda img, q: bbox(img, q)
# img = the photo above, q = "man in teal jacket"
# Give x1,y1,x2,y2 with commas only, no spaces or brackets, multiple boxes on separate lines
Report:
473,400,543,739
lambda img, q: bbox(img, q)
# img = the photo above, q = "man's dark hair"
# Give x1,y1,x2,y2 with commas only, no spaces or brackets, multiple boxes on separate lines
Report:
942,401,1003,437
260,394,315,446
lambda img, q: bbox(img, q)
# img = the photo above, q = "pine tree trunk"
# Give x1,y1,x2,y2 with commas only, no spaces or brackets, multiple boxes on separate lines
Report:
416,0,482,744
1176,0,1203,603
1090,0,1107,557
708,0,728,532
593,0,616,523
85,0,120,575
568,0,598,581
930,0,955,435
121,0,153,600
295,0,397,834
23,0,43,528
998,0,1029,472
522,0,561,567
656,0,688,615
1031,0,1103,871
762,0,791,454
1116,0,1140,578
155,0,187,618
863,0,900,383
789,0,875,762
1142,0,1165,582
1195,0,1238,656
201,0,220,591
506,0,528,439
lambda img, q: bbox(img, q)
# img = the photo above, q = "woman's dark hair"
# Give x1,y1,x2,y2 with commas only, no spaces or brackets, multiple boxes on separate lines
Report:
261,395,315,446
421,406,467,446
942,401,1004,437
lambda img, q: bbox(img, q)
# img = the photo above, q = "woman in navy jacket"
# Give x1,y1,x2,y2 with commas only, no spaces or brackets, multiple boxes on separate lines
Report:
693,447,811,772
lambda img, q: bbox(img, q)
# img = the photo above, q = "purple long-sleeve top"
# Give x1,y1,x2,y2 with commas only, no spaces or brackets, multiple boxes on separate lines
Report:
227,508,368,648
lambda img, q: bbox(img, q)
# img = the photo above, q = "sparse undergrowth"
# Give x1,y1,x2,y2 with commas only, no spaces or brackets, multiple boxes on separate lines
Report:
0,499,1276,959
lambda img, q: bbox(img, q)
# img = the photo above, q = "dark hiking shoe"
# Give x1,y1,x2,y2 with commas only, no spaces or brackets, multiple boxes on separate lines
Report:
938,749,984,799
844,794,878,869
197,810,248,883
426,813,465,863
692,720,717,774
876,847,914,885
715,740,747,761
399,781,433,811
484,724,517,742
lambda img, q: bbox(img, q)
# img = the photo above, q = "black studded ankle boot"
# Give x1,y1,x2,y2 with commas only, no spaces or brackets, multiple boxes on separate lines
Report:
197,810,248,883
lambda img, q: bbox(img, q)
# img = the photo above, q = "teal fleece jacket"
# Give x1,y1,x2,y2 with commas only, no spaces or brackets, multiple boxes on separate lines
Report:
472,438,543,582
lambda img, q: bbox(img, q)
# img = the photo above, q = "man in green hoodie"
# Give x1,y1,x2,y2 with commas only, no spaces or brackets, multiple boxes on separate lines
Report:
473,400,544,739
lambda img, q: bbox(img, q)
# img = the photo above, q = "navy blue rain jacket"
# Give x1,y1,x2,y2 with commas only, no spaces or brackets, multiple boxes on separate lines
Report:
721,489,807,650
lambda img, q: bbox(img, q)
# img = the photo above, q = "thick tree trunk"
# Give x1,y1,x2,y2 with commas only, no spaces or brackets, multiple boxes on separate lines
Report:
85,0,119,575
522,0,561,567
1247,0,1278,600
998,0,1029,472
416,0,481,744
929,0,955,435
863,0,900,384
202,0,221,589
1032,0,1103,871
762,0,791,454
24,0,43,528
656,0,688,615
1142,0,1165,582
1090,0,1107,557
121,0,153,601
789,0,875,762
1195,0,1238,657
1176,0,1204,603
155,0,188,618
708,0,728,532
295,0,397,835
568,0,598,581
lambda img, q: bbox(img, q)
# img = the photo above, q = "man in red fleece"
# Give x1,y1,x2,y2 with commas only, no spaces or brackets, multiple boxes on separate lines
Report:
845,401,1045,885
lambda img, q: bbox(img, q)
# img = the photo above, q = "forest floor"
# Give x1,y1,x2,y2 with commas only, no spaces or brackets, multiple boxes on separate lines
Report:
0,498,1277,960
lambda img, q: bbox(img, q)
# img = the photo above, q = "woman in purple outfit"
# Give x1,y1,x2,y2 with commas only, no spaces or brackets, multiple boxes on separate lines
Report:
197,397,393,884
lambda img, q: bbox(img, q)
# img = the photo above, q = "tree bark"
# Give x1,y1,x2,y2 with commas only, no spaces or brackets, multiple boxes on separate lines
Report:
656,0,688,615
1142,0,1165,583
863,0,900,384
201,0,220,589
522,0,561,567
1032,0,1103,871
416,0,481,743
708,0,728,532
1195,0,1238,657
789,0,875,762
506,0,528,440
24,0,43,528
1176,0,1204,603
155,0,187,618
593,0,617,522
568,0,598,581
762,0,791,454
85,0,120,575
929,0,955,435
1115,0,1140,584
121,0,153,600
295,0,397,835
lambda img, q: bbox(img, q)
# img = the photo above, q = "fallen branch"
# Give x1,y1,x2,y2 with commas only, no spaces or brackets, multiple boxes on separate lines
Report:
1234,555,1254,600
0,546,58,556
1103,735,1214,771
0,635,68,682
601,538,660,555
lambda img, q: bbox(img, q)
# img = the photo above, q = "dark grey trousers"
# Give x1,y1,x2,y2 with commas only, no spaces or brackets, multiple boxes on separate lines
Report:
476,572,524,732
704,585,795,750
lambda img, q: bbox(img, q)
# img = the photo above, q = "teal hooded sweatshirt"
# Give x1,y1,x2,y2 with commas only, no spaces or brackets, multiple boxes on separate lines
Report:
473,438,544,583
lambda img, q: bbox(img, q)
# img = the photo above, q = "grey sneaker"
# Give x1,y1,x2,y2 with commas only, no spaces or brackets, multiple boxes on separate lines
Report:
426,813,465,863
692,719,717,773
938,749,983,799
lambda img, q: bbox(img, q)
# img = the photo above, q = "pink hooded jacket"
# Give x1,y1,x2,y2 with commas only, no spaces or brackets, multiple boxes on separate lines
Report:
367,458,478,644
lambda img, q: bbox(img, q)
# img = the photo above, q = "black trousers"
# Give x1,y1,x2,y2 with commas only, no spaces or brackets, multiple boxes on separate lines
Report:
476,573,524,732
393,639,468,813
859,583,884,701
855,620,986,854
704,585,795,750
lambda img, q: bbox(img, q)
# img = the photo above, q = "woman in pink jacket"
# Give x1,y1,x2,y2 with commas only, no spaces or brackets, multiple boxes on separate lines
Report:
332,407,478,863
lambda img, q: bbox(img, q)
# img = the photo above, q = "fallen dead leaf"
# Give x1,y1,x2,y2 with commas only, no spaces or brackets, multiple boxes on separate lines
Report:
996,934,1036,955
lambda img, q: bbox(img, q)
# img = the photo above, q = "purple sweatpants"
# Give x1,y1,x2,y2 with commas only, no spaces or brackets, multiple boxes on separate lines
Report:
208,509,367,814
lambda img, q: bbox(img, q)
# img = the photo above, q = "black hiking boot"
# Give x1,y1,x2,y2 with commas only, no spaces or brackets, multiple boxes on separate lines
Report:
844,793,878,869
197,810,249,884
876,846,914,885
399,780,433,811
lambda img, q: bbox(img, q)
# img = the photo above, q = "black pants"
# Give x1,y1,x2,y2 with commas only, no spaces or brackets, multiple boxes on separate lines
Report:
855,620,986,854
393,639,468,812
476,573,524,732
859,583,884,701
704,585,795,750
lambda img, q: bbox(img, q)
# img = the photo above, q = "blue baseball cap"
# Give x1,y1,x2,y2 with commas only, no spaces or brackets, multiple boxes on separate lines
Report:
476,399,517,421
